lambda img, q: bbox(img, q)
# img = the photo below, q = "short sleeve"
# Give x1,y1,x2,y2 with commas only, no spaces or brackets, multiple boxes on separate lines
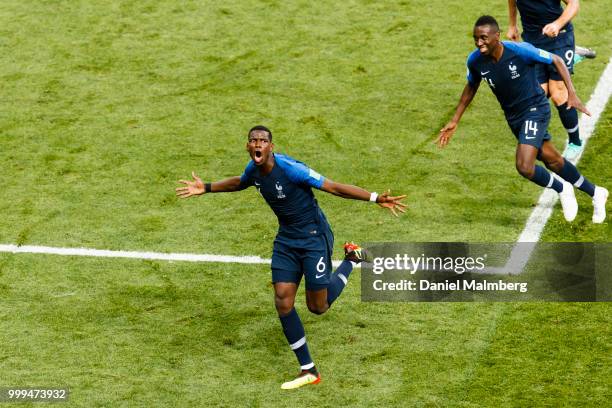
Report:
507,41,553,65
276,154,325,189
466,50,481,86
239,161,256,189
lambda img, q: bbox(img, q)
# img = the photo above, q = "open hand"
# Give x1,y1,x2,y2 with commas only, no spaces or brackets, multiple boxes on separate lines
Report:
377,190,407,217
435,122,458,148
176,171,205,198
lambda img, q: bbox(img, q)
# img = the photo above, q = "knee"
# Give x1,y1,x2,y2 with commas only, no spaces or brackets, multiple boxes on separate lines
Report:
275,296,294,316
550,84,568,106
307,306,327,315
540,149,564,172
545,156,565,172
306,301,328,315
516,161,535,179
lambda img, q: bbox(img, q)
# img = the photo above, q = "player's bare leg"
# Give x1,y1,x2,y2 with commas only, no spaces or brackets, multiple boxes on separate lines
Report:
515,143,539,180
306,289,328,315
275,282,320,389
538,141,564,173
274,282,298,315
305,242,368,315
548,79,568,106
280,243,372,389
515,143,577,221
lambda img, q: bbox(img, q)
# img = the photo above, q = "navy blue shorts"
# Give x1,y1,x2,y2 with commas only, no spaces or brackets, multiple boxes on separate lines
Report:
508,105,552,149
534,32,575,83
271,228,334,291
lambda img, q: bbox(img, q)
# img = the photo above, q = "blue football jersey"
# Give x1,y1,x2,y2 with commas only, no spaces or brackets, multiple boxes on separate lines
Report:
516,0,574,47
239,153,329,237
466,41,553,120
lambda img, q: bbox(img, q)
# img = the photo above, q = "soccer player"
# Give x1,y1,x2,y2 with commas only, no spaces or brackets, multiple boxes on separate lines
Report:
176,125,407,389
506,0,590,160
437,16,607,223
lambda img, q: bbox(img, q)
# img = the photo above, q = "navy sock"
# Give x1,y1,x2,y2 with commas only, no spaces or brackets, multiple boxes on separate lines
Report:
326,260,354,306
279,308,314,370
556,103,581,145
531,165,563,193
557,159,596,197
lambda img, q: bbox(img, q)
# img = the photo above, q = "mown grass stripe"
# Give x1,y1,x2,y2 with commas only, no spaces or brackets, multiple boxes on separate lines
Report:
518,56,612,243
1,63,610,274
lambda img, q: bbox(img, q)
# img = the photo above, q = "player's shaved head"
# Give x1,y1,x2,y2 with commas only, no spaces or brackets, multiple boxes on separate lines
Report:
248,125,272,141
474,15,500,32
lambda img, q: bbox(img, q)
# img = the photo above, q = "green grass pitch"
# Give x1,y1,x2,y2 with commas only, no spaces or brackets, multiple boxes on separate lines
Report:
0,0,610,406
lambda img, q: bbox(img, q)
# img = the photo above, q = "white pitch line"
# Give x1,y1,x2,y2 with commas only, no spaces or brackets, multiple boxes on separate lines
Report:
492,56,612,275
0,244,347,268
1,60,610,271
518,57,612,243
0,244,271,264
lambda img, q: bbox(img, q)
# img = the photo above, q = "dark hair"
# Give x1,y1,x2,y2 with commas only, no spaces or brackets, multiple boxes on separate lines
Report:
474,15,500,32
248,125,272,141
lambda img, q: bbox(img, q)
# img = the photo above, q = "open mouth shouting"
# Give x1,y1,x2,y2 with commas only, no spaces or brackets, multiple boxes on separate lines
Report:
247,128,273,167
253,149,264,165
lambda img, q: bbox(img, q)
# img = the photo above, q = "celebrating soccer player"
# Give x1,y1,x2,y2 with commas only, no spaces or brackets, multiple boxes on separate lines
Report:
176,125,406,389
437,16,607,223
507,0,594,160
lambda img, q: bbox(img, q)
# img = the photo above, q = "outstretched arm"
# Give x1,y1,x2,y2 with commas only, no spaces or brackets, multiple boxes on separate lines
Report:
507,0,520,41
551,54,591,116
436,82,479,148
176,172,244,198
543,0,579,38
320,179,407,217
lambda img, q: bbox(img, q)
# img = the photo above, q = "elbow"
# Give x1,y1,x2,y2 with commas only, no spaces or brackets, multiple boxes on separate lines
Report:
324,181,341,196
329,188,343,197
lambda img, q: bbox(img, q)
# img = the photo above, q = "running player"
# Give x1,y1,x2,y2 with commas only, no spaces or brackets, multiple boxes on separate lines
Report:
506,0,590,160
437,16,607,223
176,125,406,389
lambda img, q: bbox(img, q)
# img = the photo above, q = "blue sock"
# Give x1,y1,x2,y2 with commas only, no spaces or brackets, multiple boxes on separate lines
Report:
557,159,596,197
279,308,314,370
531,165,563,193
556,103,581,145
326,260,354,306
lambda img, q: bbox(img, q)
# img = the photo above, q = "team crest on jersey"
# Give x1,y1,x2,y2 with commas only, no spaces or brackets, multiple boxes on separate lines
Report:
509,62,520,79
275,182,286,199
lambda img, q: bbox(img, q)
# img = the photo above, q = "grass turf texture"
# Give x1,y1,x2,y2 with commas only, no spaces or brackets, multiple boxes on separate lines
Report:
0,0,610,406
1,254,610,407
1,0,610,255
